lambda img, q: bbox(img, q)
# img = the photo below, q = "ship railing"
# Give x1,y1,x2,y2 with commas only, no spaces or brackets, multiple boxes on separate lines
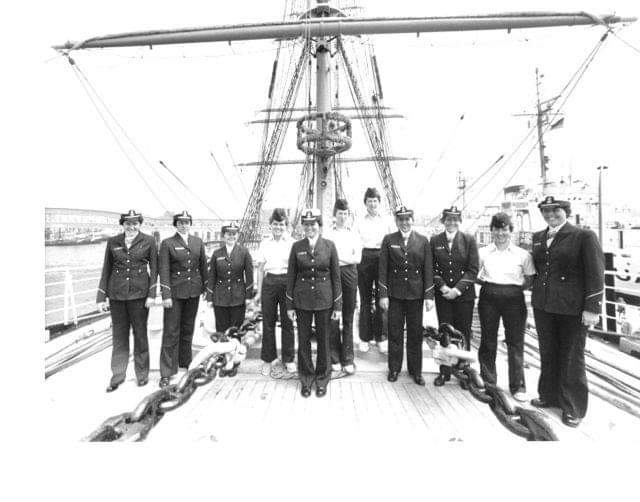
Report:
45,265,104,338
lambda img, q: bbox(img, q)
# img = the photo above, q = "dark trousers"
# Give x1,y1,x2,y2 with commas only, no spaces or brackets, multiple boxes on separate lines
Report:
160,296,200,378
214,305,246,333
533,308,589,418
435,296,474,350
330,264,357,366
478,285,527,394
388,298,424,376
109,298,149,386
260,273,294,364
357,249,387,342
296,308,331,388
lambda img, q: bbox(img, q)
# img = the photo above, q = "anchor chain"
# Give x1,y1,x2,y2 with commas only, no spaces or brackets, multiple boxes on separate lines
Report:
425,324,558,441
84,313,262,442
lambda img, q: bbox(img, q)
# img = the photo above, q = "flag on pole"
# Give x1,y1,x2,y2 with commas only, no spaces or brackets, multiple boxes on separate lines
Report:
550,117,564,130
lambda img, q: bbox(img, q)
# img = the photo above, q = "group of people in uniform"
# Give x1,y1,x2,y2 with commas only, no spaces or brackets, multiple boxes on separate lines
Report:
97,191,604,428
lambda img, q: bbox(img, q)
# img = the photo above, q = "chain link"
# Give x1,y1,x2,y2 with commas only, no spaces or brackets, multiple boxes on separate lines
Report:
84,313,262,442
425,323,559,441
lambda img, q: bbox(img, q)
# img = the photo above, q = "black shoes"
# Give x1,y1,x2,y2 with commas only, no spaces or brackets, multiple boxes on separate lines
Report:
137,378,148,387
227,364,239,378
159,377,171,388
387,371,399,382
434,374,448,386
105,383,120,393
531,397,557,409
413,375,426,386
301,386,312,398
316,387,327,398
562,412,582,428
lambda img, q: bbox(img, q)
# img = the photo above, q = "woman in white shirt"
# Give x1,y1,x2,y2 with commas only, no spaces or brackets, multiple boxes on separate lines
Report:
255,208,295,375
324,199,361,374
477,212,536,402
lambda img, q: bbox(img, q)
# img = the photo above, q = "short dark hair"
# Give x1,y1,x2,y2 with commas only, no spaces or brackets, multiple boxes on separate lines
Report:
490,212,514,232
333,198,349,215
269,208,288,224
363,187,381,204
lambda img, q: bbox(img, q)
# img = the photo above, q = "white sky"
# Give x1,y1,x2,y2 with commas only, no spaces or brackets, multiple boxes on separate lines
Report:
28,0,640,219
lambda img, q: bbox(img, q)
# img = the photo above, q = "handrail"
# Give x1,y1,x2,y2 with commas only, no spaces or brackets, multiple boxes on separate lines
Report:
46,276,101,288
45,265,102,273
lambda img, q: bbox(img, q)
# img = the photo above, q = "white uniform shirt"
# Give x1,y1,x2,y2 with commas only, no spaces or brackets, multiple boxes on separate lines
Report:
478,243,536,286
254,234,292,275
356,212,395,249
324,226,362,266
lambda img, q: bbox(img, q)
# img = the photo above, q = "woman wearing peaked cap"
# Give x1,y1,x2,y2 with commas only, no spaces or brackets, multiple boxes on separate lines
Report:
286,209,342,398
206,222,255,376
378,205,434,385
430,206,479,356
530,196,604,428
158,211,208,388
96,210,158,392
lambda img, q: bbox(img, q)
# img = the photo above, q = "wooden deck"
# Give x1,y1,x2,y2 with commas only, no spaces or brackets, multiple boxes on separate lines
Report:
43,304,640,443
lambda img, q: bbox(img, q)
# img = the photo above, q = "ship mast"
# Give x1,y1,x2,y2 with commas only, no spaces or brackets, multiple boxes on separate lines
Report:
53,3,635,238
535,67,550,195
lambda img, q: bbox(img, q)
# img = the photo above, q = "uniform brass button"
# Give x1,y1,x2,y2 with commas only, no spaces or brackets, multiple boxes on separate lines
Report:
126,277,130,280
187,269,191,272
177,272,181,275
228,287,231,290
311,286,315,290
127,268,130,272
404,278,408,281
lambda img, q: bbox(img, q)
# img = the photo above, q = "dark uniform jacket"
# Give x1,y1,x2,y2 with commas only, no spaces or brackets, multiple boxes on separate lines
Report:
431,231,479,301
531,222,604,315
96,232,158,303
379,231,435,301
286,237,343,311
206,245,254,306
159,233,208,300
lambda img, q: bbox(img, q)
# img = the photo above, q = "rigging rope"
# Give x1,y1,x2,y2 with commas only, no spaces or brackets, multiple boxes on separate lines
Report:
158,161,222,218
67,59,170,211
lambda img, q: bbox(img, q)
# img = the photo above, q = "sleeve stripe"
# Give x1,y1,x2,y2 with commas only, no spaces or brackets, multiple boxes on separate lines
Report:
379,282,387,290
206,287,214,294
424,285,434,293
459,279,475,283
160,283,171,290
98,288,106,294
585,290,604,300
333,294,343,303
286,294,293,301
245,283,254,290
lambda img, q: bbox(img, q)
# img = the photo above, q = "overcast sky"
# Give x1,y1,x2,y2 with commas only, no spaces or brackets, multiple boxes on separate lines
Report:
32,0,640,219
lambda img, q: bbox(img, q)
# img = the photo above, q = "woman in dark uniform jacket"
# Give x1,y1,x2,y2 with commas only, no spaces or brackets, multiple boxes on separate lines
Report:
158,211,208,388
96,210,158,392
530,196,604,428
430,206,479,351
206,221,255,338
286,210,342,398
